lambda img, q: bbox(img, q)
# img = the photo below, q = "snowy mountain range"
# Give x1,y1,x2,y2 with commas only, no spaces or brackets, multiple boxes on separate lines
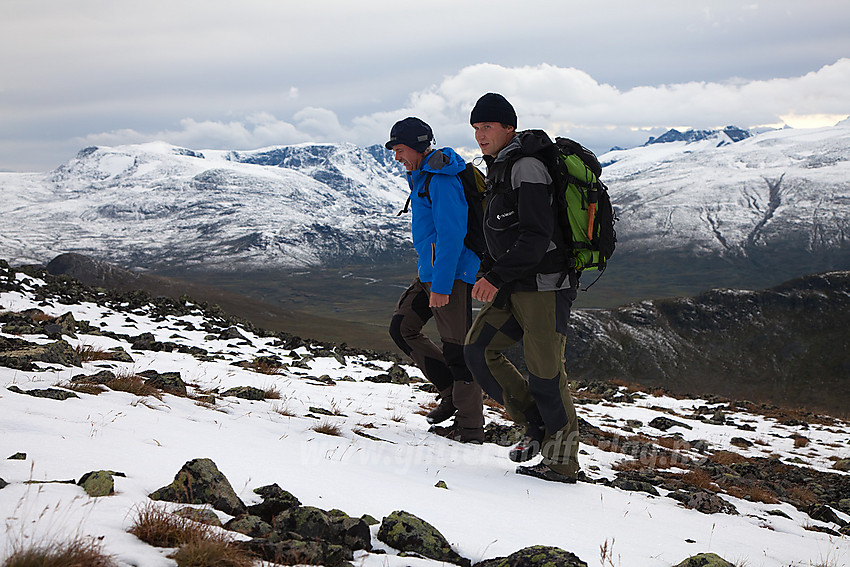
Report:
2,122,849,296
1,141,412,271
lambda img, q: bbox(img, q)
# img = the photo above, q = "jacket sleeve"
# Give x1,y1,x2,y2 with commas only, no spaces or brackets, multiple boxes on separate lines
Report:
429,173,468,295
484,157,554,288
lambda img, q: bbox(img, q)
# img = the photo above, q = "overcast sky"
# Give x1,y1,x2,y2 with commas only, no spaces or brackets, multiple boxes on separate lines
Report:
2,0,849,172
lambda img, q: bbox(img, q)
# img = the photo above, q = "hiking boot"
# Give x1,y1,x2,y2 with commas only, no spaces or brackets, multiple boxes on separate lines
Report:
515,462,577,484
428,424,484,444
425,390,456,424
508,435,542,463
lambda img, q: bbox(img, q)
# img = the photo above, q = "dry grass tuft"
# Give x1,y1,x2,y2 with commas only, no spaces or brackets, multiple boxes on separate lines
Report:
248,356,286,375
3,537,118,567
104,373,162,399
129,502,205,548
786,485,818,507
272,401,295,417
679,468,718,492
725,484,780,504
310,420,342,436
168,533,255,567
655,436,691,452
791,434,810,448
60,381,108,395
262,386,281,400
612,459,646,472
127,503,254,566
74,344,114,362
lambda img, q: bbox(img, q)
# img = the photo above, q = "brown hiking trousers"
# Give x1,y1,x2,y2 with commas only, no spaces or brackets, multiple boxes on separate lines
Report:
389,278,484,430
464,288,580,476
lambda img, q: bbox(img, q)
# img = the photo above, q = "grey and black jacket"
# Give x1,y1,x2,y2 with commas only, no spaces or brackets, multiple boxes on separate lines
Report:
481,135,576,293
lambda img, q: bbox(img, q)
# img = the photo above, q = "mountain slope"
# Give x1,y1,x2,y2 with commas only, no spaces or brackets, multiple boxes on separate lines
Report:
2,260,849,566
565,271,850,415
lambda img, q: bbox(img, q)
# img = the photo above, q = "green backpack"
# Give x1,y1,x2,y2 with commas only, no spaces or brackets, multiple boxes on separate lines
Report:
511,130,617,277
554,136,616,273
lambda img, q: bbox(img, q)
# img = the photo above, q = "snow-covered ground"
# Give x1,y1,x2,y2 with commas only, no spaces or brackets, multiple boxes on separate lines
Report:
1,267,849,566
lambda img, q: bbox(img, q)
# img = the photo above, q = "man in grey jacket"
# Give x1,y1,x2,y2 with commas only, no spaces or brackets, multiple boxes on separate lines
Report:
464,93,581,482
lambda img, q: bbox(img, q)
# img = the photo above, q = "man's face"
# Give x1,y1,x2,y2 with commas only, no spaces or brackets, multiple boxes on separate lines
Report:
392,144,424,171
473,122,515,156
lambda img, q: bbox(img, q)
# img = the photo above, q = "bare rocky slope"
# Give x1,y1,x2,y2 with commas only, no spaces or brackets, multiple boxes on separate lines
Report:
565,271,850,415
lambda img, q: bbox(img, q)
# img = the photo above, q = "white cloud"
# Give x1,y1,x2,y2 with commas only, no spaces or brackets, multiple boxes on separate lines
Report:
76,58,850,157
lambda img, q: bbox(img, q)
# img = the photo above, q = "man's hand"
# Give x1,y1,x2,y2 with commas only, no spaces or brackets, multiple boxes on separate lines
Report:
471,278,499,303
429,292,450,308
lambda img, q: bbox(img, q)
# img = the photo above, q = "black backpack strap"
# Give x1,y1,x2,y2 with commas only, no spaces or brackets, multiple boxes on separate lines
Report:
420,172,434,202
397,171,434,215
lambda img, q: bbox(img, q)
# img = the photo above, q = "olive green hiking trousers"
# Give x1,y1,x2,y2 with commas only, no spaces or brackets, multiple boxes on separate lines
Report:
464,288,580,476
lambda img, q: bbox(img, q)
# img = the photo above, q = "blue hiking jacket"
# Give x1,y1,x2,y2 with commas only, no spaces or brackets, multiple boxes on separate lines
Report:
407,148,480,295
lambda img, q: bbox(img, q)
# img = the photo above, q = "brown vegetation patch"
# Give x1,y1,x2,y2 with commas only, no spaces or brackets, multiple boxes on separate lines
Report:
679,469,718,492
791,434,810,448
725,484,780,504
3,538,117,567
74,344,115,362
104,374,162,399
708,450,750,465
248,356,286,375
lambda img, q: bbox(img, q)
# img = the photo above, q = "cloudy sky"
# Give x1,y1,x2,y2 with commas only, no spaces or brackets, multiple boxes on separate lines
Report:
2,0,849,171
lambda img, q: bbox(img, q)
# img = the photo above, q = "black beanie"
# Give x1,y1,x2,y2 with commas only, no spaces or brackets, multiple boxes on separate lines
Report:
469,93,517,127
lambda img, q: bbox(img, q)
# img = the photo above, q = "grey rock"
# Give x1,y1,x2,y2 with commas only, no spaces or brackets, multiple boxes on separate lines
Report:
377,510,469,566
222,386,266,400
669,490,738,515
474,545,588,567
72,370,116,384
174,506,222,527
649,416,693,431
7,385,79,400
78,470,125,497
149,458,246,516
225,514,273,538
673,552,735,567
0,339,81,370
248,483,301,522
240,538,352,567
138,370,187,396
611,477,660,496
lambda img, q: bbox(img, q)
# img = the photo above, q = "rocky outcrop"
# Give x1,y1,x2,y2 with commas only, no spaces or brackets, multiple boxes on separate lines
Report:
0,337,81,370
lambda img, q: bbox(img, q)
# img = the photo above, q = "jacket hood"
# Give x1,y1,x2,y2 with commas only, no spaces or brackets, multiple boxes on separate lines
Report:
420,147,466,177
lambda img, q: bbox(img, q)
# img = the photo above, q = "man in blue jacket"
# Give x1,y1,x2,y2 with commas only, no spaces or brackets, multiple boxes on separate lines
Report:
386,117,485,443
